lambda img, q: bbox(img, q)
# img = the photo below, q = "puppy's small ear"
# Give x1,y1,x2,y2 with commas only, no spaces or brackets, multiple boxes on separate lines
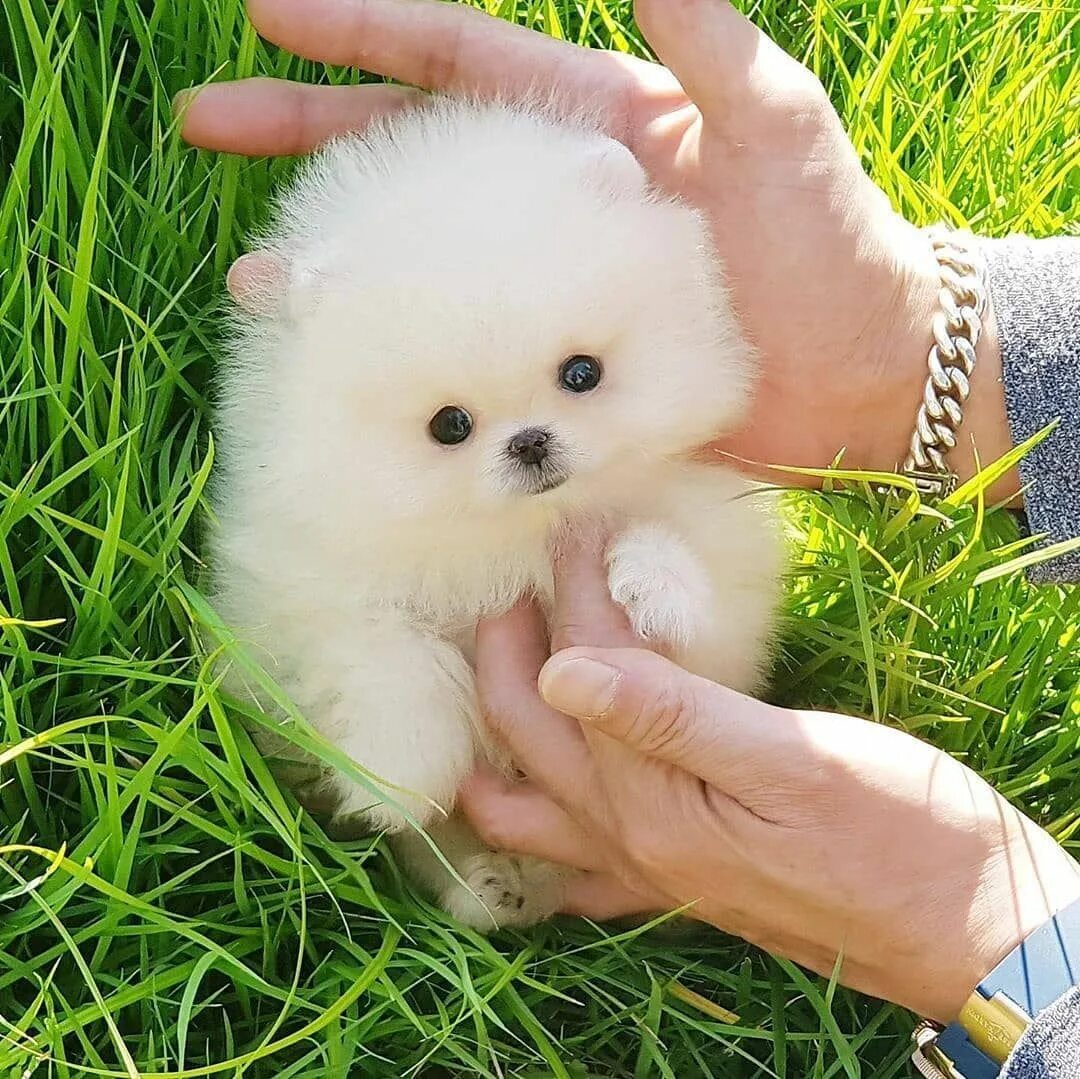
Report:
226,252,290,315
582,139,648,200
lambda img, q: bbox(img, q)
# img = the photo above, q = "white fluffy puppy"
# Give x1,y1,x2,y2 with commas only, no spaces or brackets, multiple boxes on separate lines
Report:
210,98,782,929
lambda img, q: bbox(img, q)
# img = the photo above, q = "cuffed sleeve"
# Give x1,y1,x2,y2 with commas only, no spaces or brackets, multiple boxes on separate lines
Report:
980,237,1080,584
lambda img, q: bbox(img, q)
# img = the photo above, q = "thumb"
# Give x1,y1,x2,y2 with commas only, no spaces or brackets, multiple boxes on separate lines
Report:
634,0,805,117
538,645,786,781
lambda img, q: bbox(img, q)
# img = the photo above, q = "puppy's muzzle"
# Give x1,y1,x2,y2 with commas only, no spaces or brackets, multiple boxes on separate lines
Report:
504,426,568,493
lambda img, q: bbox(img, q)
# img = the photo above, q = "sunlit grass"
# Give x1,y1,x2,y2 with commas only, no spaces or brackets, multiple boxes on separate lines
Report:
1,1,1077,1075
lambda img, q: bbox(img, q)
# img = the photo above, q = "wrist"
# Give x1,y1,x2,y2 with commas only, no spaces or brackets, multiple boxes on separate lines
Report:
952,271,1017,503
913,880,1080,1078
927,819,1080,1024
864,234,940,474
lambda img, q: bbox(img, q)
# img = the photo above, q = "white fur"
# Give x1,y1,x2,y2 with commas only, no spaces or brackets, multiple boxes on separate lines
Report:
209,98,783,929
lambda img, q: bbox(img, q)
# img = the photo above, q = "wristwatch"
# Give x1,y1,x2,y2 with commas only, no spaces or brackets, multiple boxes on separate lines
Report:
911,897,1080,1078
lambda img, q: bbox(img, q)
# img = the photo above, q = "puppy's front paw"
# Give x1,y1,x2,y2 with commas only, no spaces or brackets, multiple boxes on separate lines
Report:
441,853,564,930
607,525,711,651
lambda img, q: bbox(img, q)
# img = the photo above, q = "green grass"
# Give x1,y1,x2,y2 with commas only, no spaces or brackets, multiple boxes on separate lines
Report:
1,0,1078,1075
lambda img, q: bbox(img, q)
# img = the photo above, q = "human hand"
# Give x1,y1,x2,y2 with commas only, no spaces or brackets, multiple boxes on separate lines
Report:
178,0,1014,491
460,536,1080,1021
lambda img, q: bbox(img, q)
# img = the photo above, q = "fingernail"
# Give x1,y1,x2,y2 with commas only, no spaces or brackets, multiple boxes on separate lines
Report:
539,655,620,720
171,88,197,117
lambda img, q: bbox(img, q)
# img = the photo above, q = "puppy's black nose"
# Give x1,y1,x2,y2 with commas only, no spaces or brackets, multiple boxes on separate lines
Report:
507,427,550,465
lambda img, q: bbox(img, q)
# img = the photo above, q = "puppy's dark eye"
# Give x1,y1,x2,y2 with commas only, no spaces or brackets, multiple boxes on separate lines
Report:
429,405,473,446
559,355,603,394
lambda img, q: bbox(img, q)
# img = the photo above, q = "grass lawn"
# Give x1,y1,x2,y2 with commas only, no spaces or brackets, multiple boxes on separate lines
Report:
1,0,1078,1075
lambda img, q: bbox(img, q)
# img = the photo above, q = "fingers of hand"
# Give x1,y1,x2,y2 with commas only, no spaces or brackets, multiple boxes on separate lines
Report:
634,0,805,116
549,535,668,787
177,79,420,155
475,600,594,807
550,530,639,653
559,871,662,920
460,768,606,872
539,645,787,789
247,0,634,102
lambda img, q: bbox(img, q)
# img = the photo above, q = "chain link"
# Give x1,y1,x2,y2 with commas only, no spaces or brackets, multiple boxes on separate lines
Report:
901,228,988,498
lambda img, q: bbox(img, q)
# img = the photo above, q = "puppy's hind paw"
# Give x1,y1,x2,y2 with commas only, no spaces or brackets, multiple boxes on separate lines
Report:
441,853,564,930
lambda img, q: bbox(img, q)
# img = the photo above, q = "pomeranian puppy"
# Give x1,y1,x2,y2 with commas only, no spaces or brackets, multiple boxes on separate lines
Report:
210,98,782,929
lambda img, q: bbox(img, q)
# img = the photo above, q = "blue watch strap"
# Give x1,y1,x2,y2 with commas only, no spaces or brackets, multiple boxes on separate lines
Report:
932,896,1080,1077
978,894,1080,1017
934,1023,999,1078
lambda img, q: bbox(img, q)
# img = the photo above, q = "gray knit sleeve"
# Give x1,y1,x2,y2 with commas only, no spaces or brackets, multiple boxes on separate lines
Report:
1002,987,1080,1078
980,237,1080,584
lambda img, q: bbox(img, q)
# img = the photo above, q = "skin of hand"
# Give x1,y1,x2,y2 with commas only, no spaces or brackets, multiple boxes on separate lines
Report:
457,535,1080,1023
178,0,1016,496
